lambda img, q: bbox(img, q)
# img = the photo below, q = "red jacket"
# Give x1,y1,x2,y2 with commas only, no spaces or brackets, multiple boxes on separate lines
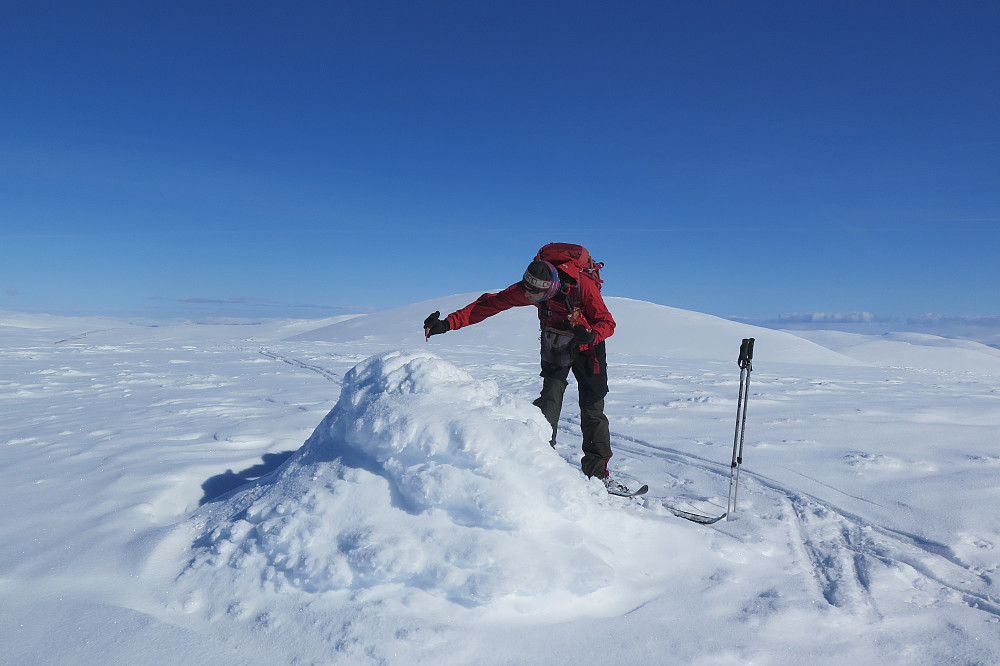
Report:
445,278,616,349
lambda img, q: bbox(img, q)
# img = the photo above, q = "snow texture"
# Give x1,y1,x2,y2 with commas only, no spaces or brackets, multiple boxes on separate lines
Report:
1,296,999,665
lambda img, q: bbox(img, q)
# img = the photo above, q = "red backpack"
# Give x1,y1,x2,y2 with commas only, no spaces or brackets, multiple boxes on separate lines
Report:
535,243,604,290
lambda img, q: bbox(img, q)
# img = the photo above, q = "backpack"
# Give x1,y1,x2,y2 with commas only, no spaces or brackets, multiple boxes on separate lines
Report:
535,243,604,290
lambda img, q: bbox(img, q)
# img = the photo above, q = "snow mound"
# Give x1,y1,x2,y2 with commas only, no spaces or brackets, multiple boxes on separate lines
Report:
179,350,696,617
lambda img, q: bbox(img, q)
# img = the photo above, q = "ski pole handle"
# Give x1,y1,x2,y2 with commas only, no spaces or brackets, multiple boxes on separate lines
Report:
738,338,755,368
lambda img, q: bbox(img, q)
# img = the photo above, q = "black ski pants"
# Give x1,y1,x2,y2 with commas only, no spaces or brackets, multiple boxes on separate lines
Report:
532,340,612,478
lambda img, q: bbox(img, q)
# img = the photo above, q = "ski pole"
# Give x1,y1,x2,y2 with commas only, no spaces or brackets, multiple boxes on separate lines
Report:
732,338,754,512
726,338,754,520
725,342,747,519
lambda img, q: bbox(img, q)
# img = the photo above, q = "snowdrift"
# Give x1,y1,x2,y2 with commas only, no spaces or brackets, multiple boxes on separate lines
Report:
179,349,706,619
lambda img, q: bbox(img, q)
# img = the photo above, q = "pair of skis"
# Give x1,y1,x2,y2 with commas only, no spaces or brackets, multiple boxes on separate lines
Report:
663,338,755,524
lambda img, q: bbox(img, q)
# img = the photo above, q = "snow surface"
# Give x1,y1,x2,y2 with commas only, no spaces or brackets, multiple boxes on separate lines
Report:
1,297,999,665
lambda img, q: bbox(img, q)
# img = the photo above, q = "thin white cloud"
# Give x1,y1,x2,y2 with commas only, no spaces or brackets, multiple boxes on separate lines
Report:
773,312,895,324
908,313,1000,327
179,296,285,306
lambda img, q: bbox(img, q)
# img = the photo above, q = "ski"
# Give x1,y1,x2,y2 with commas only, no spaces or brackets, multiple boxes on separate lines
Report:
607,483,648,498
664,504,727,524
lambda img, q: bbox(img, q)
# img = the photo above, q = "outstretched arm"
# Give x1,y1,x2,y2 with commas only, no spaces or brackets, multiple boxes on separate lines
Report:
423,284,531,341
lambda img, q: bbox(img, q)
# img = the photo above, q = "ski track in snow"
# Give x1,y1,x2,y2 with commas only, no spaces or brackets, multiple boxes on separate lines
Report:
256,347,342,384
600,429,1000,625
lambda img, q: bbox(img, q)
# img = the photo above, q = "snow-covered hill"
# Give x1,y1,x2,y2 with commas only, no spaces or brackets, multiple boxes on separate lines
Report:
290,292,863,366
1,299,998,665
790,328,1000,374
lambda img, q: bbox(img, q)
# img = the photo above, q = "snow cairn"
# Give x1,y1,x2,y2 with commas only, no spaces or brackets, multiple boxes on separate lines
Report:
181,350,687,615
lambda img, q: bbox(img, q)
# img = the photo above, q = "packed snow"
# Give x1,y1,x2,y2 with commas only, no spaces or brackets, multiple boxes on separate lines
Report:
1,296,998,665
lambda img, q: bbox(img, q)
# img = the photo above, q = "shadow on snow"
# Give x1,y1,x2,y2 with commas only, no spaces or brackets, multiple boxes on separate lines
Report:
199,451,296,506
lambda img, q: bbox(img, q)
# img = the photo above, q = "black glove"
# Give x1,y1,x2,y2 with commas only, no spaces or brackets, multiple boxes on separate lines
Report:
423,311,450,340
572,325,596,347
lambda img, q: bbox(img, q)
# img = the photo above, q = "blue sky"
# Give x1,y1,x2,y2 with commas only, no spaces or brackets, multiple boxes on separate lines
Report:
2,1,998,323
